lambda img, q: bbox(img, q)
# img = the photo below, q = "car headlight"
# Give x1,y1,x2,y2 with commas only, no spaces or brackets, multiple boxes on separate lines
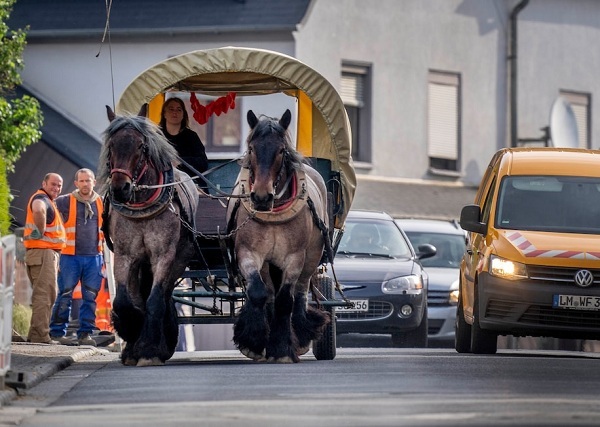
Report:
382,274,423,294
489,255,528,280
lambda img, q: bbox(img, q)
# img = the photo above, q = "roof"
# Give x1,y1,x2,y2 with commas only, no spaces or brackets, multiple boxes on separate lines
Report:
395,218,465,236
346,210,395,222
8,0,312,38
498,148,600,177
15,86,101,171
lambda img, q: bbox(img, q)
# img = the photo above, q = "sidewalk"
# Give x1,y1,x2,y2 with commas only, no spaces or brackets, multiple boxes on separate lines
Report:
0,342,106,407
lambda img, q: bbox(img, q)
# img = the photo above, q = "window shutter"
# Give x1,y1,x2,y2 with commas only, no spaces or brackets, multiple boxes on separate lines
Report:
341,73,364,107
428,81,458,160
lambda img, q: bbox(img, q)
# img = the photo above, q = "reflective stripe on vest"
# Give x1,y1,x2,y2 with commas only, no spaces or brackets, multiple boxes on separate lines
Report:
23,190,66,250
62,195,104,255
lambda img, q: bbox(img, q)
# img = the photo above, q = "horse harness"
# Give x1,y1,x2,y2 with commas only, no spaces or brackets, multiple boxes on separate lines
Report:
102,167,196,252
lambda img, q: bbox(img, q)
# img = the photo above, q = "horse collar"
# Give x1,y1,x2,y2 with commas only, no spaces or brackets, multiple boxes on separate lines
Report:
239,168,308,224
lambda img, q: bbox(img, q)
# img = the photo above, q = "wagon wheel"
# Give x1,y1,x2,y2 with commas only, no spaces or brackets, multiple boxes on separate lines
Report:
312,273,336,360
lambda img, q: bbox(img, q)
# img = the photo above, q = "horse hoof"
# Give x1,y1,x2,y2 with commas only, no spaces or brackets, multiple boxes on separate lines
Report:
136,357,164,367
123,357,138,366
297,344,311,356
240,347,266,362
267,355,295,363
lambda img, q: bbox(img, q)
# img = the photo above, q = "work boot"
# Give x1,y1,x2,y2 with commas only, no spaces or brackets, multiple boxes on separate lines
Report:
51,336,79,346
77,333,97,346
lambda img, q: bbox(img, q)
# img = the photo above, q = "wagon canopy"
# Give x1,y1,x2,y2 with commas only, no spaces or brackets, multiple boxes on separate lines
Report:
116,46,355,226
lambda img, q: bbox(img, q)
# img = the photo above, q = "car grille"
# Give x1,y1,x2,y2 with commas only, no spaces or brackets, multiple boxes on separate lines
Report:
336,301,393,320
428,318,444,334
521,305,600,328
428,289,449,306
486,299,600,328
527,265,600,286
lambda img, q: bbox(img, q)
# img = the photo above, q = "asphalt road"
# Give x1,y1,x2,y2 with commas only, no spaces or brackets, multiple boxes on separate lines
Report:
3,345,600,427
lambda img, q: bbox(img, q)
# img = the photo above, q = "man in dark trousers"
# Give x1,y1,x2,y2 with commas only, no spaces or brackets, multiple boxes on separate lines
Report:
50,168,105,346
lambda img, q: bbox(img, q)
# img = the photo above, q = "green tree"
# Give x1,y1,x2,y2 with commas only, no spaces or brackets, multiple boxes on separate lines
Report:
0,0,43,234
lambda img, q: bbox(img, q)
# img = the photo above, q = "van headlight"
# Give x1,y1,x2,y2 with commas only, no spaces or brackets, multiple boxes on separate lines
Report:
449,279,459,305
489,255,528,280
382,275,423,294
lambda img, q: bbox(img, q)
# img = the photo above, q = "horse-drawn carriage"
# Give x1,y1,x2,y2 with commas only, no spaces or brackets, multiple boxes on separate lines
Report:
102,47,355,365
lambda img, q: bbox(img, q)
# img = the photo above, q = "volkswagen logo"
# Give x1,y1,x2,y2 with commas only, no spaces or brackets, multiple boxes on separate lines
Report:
574,269,594,288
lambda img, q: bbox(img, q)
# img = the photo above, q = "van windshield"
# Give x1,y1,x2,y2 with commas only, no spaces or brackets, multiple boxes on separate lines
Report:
496,176,600,234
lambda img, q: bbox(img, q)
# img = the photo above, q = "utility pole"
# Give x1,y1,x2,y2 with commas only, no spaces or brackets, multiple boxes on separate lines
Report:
509,0,529,147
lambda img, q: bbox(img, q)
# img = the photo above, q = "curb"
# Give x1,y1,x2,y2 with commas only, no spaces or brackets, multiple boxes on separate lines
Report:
0,347,99,407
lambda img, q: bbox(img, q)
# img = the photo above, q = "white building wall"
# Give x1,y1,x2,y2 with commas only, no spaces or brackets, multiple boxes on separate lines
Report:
18,0,600,186
296,0,600,186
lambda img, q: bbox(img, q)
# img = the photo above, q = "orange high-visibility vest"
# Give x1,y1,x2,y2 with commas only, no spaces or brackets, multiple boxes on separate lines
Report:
23,190,66,250
62,195,104,255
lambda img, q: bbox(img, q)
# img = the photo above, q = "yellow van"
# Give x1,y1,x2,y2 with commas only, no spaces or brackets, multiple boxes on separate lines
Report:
457,147,600,354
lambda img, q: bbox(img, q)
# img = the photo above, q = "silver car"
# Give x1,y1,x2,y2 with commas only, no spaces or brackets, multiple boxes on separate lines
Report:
395,219,466,345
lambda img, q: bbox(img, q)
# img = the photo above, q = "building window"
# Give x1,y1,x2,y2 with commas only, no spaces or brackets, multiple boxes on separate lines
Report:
560,91,591,148
428,71,461,173
341,63,371,163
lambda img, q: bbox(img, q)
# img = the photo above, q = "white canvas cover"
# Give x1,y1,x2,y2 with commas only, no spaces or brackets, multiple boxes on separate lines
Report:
116,47,356,225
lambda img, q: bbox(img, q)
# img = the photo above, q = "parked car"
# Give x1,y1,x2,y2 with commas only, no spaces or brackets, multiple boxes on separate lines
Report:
395,218,466,346
332,210,435,347
458,148,600,354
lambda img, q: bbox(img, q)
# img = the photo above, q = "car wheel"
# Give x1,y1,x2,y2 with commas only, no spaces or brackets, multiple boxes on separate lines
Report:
454,285,472,353
471,284,497,354
391,306,428,348
312,274,336,360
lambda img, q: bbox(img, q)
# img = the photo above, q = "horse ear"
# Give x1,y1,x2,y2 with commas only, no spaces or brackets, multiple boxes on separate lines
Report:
279,109,292,130
106,105,116,122
247,110,258,129
138,103,149,117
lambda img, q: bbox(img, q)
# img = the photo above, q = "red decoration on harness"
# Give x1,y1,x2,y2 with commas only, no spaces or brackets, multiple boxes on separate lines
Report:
190,92,236,125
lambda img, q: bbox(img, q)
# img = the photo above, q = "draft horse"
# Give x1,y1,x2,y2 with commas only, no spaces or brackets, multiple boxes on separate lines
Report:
227,109,331,362
99,105,198,366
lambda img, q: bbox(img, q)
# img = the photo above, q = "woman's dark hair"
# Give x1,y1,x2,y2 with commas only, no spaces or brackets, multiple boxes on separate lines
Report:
159,97,189,131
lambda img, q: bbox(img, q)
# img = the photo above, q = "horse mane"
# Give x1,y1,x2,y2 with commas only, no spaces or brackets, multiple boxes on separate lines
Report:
241,114,306,173
98,114,180,193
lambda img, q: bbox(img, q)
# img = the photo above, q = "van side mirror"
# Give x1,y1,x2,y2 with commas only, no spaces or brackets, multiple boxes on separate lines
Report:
460,204,487,235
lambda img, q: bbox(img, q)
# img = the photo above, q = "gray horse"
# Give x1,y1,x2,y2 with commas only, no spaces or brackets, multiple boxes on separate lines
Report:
99,106,198,366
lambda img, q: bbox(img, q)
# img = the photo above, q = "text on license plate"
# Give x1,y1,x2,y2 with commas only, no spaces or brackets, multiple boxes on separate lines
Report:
553,294,600,311
337,299,369,313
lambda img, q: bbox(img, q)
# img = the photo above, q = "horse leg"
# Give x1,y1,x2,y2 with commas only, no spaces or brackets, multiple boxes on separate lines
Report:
111,283,145,366
233,270,270,361
266,281,298,363
134,284,173,366
292,289,331,356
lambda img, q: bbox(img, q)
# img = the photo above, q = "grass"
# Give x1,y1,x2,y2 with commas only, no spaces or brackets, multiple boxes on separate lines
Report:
12,303,31,337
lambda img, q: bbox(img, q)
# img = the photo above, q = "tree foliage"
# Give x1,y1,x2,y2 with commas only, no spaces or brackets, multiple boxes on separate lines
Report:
0,0,43,174
0,0,43,233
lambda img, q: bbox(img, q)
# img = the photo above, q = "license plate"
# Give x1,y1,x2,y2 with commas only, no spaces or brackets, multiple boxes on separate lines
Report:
337,299,369,313
553,294,600,311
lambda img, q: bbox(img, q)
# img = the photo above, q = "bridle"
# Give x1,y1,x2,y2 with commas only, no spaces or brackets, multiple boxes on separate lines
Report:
108,140,151,189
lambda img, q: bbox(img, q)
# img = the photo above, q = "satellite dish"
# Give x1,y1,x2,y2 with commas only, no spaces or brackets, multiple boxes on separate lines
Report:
549,96,579,148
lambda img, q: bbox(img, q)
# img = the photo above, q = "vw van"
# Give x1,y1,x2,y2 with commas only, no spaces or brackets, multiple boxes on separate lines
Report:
456,148,600,354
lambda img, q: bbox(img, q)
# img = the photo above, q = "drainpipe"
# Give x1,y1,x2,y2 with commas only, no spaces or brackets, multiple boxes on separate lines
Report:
509,0,529,147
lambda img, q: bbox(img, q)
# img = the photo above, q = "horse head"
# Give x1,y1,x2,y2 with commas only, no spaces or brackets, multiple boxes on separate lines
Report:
104,105,150,203
245,109,295,211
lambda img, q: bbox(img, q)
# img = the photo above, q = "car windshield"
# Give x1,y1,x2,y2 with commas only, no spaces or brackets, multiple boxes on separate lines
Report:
404,231,465,268
496,176,600,234
338,219,412,258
